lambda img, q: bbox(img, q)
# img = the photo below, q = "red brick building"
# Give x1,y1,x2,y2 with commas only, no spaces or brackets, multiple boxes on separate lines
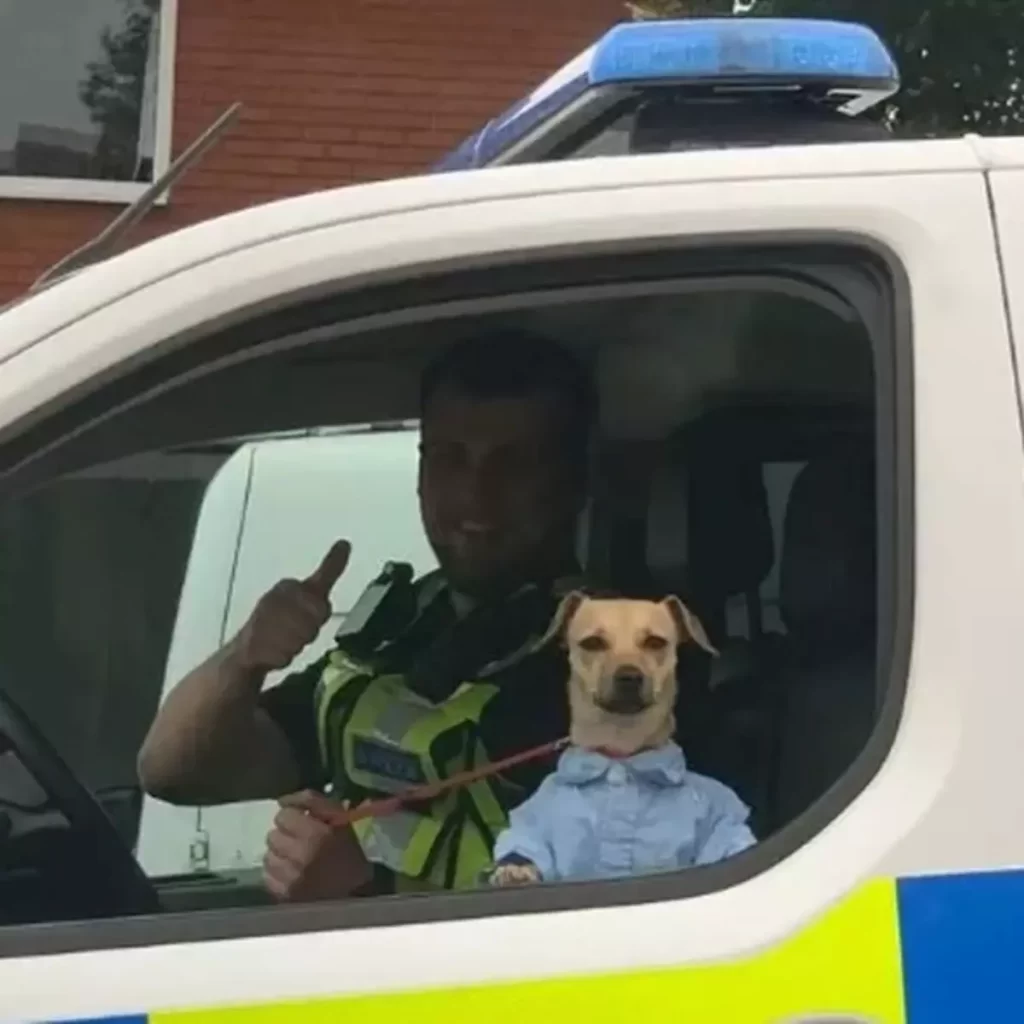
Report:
0,0,625,305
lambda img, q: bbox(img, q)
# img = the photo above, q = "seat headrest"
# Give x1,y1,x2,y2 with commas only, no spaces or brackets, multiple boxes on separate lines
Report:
647,453,774,602
688,458,775,602
646,458,690,589
779,453,876,649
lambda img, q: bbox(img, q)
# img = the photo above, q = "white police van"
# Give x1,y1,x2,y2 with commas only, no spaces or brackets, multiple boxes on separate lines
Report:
0,14,1021,1024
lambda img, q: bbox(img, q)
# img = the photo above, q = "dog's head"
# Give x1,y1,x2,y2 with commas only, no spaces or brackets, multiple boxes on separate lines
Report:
540,592,717,717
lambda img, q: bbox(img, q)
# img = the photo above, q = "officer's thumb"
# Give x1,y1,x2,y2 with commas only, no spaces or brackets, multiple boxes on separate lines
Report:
305,539,351,599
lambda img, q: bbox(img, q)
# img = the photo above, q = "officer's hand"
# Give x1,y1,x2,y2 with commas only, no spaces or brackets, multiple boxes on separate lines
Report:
233,540,351,672
262,790,373,902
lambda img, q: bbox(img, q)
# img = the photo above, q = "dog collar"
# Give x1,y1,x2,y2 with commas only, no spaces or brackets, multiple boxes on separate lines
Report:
590,746,649,760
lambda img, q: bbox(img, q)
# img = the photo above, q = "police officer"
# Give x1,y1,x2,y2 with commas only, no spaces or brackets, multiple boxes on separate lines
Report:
138,329,596,900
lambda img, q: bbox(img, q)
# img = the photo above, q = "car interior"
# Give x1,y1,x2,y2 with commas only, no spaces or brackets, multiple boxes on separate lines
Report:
0,259,884,927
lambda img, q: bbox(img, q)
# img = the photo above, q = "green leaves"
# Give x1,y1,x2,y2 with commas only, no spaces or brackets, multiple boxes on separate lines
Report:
627,1,736,17
624,0,1024,136
747,0,1024,135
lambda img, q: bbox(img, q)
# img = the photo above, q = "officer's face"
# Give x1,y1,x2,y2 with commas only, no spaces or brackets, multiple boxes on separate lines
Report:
418,386,582,596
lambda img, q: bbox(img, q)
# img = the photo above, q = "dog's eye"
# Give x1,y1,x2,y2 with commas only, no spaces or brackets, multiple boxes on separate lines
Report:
579,635,608,652
642,635,670,652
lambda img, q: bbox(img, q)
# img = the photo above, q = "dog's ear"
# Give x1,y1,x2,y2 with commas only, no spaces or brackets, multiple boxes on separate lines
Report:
536,590,586,649
662,595,718,656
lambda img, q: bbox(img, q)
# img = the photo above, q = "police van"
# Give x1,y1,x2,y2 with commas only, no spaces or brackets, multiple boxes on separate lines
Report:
0,14,1020,1024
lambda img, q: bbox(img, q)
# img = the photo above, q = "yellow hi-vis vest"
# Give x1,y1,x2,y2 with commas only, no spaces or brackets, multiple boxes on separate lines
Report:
314,648,511,891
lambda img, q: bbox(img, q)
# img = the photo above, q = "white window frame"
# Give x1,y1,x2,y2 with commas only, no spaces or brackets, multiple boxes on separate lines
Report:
0,0,178,205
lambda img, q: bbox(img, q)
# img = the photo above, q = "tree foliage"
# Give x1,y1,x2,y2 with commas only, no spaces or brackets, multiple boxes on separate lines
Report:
627,1,735,16
626,0,1024,137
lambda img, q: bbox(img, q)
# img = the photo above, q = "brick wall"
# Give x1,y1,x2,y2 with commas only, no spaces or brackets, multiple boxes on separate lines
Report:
0,0,625,303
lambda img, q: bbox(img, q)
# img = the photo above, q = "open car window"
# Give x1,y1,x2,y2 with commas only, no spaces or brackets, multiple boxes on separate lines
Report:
0,224,909,962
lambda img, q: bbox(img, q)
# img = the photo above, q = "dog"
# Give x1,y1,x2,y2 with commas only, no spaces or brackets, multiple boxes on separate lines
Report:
488,592,756,887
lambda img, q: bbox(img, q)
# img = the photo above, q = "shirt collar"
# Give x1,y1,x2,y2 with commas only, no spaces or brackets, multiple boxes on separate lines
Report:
434,558,585,613
449,590,476,620
555,741,689,787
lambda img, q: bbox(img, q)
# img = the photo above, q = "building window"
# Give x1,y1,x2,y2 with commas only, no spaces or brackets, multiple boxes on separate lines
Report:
0,0,175,204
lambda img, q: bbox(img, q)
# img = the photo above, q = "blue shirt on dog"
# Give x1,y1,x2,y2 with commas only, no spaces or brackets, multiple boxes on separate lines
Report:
491,741,756,883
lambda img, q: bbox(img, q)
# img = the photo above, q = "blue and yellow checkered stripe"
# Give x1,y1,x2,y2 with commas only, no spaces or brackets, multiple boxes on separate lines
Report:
46,867,1024,1024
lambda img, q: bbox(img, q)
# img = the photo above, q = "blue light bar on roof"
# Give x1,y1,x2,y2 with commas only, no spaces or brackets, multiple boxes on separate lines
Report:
590,18,898,86
433,49,594,172
433,17,899,173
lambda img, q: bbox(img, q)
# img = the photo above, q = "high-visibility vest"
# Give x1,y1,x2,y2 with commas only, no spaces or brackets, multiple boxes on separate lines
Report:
314,649,507,890
313,573,582,891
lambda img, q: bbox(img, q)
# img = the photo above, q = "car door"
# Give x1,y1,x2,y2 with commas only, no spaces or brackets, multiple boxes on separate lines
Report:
978,134,1024,432
0,139,1021,1024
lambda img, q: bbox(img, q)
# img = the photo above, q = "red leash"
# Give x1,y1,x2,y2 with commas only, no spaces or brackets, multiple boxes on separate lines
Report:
306,736,570,830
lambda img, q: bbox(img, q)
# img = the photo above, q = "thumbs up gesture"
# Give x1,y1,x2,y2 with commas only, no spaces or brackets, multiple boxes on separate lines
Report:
233,540,352,673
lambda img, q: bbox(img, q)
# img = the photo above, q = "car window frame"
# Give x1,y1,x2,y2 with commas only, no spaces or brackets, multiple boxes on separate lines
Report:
0,235,913,963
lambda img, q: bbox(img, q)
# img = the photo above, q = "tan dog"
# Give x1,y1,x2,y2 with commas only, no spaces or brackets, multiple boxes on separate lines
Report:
491,592,717,887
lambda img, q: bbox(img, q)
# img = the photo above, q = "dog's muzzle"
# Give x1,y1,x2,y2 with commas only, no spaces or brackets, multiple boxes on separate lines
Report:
599,666,649,715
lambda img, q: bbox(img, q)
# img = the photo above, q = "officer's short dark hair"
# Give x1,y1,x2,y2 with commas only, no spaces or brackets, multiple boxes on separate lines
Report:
419,329,597,463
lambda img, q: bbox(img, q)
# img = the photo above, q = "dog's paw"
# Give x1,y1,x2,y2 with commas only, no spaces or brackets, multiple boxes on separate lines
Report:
489,861,541,887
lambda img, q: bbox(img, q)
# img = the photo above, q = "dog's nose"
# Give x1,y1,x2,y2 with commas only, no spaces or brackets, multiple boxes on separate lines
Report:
612,666,645,698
